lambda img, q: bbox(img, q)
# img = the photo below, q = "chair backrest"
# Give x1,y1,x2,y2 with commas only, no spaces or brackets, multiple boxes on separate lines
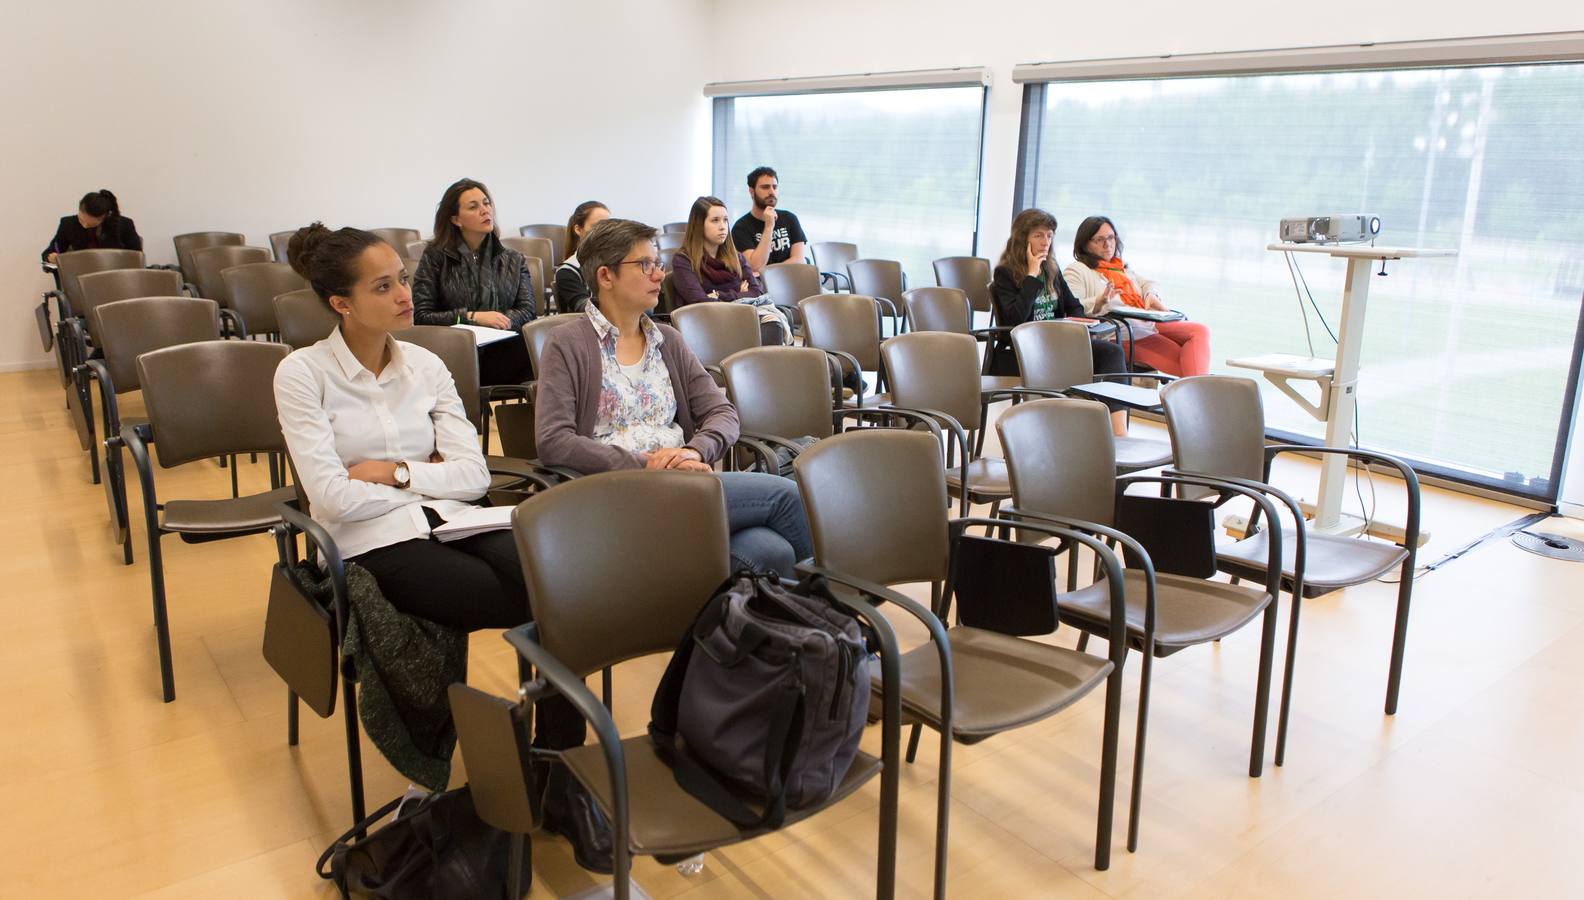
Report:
656,232,686,256
901,286,971,335
76,267,183,342
881,331,983,431
799,293,882,372
998,398,1118,527
795,429,950,586
521,256,546,312
672,302,761,368
501,236,553,300
1010,321,1095,391
933,256,993,313
406,239,430,260
512,470,731,676
761,262,823,306
92,297,222,393
136,340,291,467
517,224,566,266
368,228,421,255
273,289,340,349
847,258,904,304
268,230,295,263
811,241,858,274
57,249,146,313
662,221,688,234
1160,375,1267,483
222,262,307,337
192,245,271,307
658,272,679,316
396,325,481,427
521,314,584,376
173,232,245,283
723,346,838,441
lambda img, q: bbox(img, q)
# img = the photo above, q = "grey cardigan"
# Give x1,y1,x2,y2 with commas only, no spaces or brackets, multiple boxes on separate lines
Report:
534,315,740,473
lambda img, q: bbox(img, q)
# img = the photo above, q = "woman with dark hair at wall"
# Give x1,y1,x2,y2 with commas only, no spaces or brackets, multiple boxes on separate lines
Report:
41,190,142,264
990,207,1132,436
552,200,609,313
411,178,537,384
670,195,790,344
273,223,611,873
1064,215,1212,377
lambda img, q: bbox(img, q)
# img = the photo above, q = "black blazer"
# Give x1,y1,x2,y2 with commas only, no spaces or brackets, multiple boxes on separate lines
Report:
987,263,1085,374
43,215,143,262
411,234,537,329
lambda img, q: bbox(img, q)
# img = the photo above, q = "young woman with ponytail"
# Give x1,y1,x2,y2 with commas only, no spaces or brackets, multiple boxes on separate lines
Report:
41,190,142,264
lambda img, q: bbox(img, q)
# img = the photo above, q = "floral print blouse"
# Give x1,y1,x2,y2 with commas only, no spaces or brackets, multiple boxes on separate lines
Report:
587,304,684,455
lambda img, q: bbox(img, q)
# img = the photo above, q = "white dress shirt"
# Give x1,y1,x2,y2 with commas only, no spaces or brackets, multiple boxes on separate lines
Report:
273,326,490,559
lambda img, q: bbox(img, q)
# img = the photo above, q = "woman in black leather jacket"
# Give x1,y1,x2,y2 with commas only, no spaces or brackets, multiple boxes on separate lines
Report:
412,178,537,384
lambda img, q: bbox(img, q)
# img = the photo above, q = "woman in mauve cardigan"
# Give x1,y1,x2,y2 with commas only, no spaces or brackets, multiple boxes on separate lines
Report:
534,217,811,577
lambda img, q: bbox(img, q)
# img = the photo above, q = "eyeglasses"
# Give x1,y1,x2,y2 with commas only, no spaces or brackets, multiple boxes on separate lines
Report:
614,257,664,275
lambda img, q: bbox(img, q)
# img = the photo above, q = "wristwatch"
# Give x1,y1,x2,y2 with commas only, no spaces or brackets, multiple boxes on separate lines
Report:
393,461,411,489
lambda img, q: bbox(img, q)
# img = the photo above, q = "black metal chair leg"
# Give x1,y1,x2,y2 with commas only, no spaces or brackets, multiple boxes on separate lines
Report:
148,532,175,703
1076,631,1091,653
343,671,367,825
229,454,239,498
1094,658,1124,871
1127,649,1154,853
601,667,613,710
508,832,526,899
931,730,953,900
1273,593,1304,767
1384,565,1414,715
905,722,922,763
287,689,300,745
1247,603,1279,778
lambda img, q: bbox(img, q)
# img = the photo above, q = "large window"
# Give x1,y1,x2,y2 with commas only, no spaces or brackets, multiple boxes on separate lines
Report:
712,83,986,283
1017,61,1584,498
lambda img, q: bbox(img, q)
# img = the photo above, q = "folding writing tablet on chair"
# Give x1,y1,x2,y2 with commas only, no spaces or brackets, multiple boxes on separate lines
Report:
949,535,1061,636
1115,493,1219,579
263,562,339,718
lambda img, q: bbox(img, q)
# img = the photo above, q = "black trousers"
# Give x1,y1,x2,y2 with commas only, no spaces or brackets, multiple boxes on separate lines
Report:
350,529,586,750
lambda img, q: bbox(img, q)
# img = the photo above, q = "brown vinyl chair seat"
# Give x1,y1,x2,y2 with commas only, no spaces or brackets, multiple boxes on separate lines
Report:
1064,570,1274,653
1115,435,1173,471
562,739,882,857
980,374,1021,393
1216,529,1409,596
892,627,1112,741
945,457,1009,500
160,485,296,534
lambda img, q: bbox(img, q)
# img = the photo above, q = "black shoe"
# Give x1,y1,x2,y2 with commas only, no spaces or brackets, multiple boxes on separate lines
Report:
540,762,615,874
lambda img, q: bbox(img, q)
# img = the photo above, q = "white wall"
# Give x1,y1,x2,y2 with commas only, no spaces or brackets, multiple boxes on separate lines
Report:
705,0,1584,263
0,0,715,371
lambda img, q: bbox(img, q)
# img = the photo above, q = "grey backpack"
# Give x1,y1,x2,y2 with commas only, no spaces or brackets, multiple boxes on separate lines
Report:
649,572,871,830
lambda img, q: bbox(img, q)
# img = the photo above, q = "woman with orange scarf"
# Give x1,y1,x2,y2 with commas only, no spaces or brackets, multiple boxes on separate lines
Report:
1062,216,1211,377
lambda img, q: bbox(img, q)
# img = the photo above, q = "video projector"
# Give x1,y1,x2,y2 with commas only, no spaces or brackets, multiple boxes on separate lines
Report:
1279,215,1381,245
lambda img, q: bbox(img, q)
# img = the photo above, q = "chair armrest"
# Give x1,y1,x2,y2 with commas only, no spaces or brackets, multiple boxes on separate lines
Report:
44,289,71,320
83,358,122,443
819,271,850,291
147,263,182,272
796,562,953,734
219,309,248,340
1262,445,1421,547
485,458,563,495
982,387,1065,405
958,512,1133,663
731,434,779,474
182,282,201,298
1089,372,1175,384
275,499,352,630
59,317,90,377
740,430,814,460
502,625,628,833
1122,472,1294,599
121,422,160,532
484,384,533,402
968,326,1014,340
821,349,865,406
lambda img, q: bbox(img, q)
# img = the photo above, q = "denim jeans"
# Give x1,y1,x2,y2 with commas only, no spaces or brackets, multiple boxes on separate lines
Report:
716,471,813,579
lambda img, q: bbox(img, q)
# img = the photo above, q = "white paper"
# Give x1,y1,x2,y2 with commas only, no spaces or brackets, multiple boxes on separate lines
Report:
451,323,518,347
430,504,514,542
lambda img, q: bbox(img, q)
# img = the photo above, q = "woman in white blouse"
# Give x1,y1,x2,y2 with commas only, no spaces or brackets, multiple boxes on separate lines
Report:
272,223,612,872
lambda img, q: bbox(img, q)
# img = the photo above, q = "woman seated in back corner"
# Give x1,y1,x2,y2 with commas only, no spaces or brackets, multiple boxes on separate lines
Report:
670,195,792,345
990,208,1132,436
553,200,609,314
1063,215,1211,377
412,178,538,385
536,217,813,577
42,189,142,266
273,224,612,873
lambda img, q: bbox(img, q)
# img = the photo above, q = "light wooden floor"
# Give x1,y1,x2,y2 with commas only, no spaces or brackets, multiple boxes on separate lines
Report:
4,365,1583,899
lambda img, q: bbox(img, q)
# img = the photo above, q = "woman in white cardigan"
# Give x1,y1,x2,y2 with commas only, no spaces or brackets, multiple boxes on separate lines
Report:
1062,216,1211,376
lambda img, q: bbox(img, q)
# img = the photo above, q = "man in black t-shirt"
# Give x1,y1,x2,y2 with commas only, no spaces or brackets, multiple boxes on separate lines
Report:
731,166,807,275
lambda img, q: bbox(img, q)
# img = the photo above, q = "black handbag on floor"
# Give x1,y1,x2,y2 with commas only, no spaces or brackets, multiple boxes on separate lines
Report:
316,786,531,899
